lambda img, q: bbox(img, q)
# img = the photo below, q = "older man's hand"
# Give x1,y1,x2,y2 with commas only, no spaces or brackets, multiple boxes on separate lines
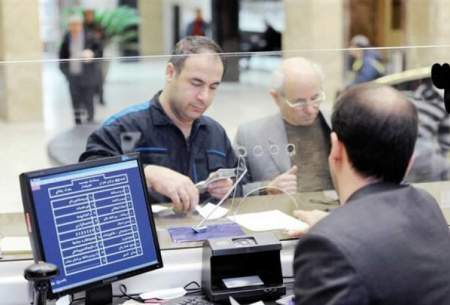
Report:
208,178,233,199
287,209,330,238
267,165,298,194
144,165,199,213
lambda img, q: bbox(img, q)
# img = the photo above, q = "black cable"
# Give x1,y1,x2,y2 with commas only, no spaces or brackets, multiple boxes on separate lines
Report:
119,283,144,303
183,281,202,295
67,285,145,305
184,280,201,290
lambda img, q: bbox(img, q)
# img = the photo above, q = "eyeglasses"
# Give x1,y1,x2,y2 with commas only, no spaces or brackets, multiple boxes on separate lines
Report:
282,91,326,108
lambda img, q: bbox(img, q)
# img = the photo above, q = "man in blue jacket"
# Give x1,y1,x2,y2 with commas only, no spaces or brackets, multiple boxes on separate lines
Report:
80,36,237,212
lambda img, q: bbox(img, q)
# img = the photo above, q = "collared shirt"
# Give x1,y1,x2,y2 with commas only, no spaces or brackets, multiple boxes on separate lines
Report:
80,92,238,203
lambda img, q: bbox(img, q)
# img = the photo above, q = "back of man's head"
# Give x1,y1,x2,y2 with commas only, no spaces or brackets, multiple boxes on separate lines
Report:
169,36,225,75
332,83,418,183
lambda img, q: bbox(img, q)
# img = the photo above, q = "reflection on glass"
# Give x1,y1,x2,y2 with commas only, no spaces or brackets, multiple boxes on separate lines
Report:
3,45,450,255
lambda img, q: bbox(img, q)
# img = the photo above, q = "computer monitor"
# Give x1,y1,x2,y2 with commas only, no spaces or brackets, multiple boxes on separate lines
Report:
20,154,162,304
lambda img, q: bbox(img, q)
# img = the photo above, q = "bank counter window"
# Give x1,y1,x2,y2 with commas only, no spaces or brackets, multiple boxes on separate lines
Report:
1,48,450,299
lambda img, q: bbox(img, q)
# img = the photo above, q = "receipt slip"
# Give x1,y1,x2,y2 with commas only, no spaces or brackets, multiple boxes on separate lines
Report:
228,210,309,232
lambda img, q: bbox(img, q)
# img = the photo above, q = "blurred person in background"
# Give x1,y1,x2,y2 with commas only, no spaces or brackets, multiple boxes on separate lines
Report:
83,9,105,106
405,79,450,182
348,34,385,86
186,8,209,37
262,20,281,52
59,14,102,125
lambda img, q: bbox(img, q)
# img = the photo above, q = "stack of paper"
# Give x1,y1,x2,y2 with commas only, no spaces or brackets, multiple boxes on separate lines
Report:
228,210,309,232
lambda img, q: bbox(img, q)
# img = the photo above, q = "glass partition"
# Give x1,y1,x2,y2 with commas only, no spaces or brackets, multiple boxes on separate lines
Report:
2,45,450,258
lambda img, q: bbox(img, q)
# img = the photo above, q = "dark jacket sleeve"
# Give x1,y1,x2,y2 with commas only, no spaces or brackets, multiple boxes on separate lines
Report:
58,33,70,77
293,234,369,305
85,31,103,58
79,123,124,161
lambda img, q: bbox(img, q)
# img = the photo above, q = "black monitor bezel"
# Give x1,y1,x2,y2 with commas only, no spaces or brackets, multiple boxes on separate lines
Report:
19,153,163,299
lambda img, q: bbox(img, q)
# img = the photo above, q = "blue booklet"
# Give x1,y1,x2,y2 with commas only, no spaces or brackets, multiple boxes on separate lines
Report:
168,222,245,243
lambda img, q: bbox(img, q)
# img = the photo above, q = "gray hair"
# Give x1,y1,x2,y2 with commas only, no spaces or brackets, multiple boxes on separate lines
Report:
67,14,83,24
271,58,325,94
350,34,370,48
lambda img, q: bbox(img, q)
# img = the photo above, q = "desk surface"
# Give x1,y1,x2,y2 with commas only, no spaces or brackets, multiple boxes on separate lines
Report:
1,181,450,259
0,191,338,259
154,191,338,249
414,181,450,222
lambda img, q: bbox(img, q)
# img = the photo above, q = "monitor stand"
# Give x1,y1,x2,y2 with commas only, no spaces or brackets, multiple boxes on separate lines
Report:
86,284,112,305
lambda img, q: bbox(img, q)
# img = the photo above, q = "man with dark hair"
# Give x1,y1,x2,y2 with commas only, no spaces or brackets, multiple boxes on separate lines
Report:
293,84,450,304
83,9,105,106
169,36,223,73
80,36,235,212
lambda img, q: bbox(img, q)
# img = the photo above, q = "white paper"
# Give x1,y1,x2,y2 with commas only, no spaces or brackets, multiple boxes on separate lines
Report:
223,275,264,288
55,295,71,305
228,210,309,232
229,296,265,305
121,300,144,305
250,301,266,305
140,287,186,300
151,204,170,213
0,236,31,254
196,202,228,220
323,190,339,200
276,295,294,305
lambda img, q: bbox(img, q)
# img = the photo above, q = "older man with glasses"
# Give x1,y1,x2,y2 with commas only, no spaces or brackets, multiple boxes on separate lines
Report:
235,57,333,195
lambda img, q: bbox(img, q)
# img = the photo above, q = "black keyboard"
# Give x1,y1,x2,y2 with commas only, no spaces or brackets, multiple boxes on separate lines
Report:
166,297,216,305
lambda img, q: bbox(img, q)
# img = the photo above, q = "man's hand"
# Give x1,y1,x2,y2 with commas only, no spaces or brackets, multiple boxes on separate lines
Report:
81,49,95,63
287,209,329,238
144,165,198,213
207,178,233,199
267,165,298,194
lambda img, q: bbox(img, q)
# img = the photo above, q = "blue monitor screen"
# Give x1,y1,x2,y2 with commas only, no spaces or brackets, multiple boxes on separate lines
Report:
28,159,160,293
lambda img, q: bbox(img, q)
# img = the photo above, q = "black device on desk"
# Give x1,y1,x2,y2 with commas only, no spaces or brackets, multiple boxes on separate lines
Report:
202,233,285,303
19,153,163,305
